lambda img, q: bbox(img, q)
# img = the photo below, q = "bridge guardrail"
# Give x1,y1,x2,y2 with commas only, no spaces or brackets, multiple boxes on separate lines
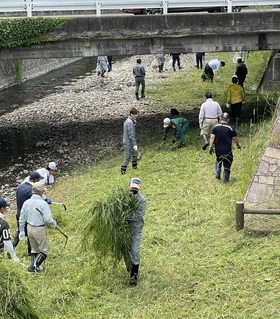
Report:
0,0,279,17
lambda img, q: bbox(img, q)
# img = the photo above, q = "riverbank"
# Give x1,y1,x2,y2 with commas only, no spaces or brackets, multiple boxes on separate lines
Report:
0,54,195,208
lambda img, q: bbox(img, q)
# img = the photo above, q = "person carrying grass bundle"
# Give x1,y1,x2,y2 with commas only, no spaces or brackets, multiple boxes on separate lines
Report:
126,177,147,286
163,117,189,148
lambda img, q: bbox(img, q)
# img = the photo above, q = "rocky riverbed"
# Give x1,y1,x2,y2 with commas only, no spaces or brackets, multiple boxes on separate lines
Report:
0,53,197,208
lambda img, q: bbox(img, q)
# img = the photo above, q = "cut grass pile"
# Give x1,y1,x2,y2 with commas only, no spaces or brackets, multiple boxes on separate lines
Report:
5,51,280,319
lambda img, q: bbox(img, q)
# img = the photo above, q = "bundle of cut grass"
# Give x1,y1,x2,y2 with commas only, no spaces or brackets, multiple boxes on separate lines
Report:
0,261,43,319
82,187,137,266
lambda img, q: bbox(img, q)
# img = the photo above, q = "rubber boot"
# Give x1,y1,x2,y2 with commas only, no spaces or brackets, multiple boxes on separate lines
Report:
28,252,46,273
235,117,239,127
135,93,139,100
215,162,221,180
201,134,209,150
129,264,139,286
141,92,145,98
132,162,137,170
223,169,230,183
120,166,127,174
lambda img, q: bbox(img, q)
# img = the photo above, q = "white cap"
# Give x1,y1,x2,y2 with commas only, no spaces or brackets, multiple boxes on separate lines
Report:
48,162,58,170
163,118,171,128
129,178,141,190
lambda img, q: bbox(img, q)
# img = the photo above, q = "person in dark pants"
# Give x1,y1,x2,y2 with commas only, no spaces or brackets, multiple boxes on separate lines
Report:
133,58,146,100
204,59,225,82
170,53,181,71
107,56,113,72
235,58,248,87
209,113,241,183
196,52,205,69
13,171,44,255
226,75,245,126
125,177,147,286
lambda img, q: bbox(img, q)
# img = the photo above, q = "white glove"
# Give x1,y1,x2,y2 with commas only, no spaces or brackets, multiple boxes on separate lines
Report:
12,255,20,263
217,75,220,79
133,145,138,151
50,220,57,228
226,103,231,109
19,231,25,240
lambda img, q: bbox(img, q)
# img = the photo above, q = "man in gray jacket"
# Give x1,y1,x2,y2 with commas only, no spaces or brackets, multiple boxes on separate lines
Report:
133,58,146,100
125,177,147,286
121,108,139,174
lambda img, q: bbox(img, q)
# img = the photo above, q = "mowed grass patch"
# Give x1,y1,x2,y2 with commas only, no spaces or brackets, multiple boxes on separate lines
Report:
10,118,280,319
6,51,280,318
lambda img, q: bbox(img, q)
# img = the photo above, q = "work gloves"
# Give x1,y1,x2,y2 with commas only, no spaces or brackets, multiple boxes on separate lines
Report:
133,145,138,151
209,146,214,155
226,103,231,109
19,231,25,241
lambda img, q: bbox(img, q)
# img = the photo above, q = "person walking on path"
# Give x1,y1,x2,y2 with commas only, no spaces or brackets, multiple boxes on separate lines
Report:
0,198,20,263
121,108,139,174
163,117,189,148
170,53,182,71
107,56,113,72
133,58,146,100
125,177,147,286
226,75,245,126
204,59,225,82
235,58,248,88
199,92,222,150
209,112,241,183
13,171,44,255
196,52,205,69
19,181,57,273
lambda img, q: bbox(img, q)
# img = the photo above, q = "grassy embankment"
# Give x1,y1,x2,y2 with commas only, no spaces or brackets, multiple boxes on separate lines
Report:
4,51,280,319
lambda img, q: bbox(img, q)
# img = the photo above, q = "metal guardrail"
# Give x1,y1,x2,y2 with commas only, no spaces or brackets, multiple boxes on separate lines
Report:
0,0,279,17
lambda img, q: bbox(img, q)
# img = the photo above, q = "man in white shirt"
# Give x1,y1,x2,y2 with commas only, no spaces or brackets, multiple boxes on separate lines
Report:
199,92,222,150
204,59,225,82
36,161,58,186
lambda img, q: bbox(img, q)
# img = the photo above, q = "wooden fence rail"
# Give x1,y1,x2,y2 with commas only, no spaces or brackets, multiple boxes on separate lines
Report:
235,202,280,230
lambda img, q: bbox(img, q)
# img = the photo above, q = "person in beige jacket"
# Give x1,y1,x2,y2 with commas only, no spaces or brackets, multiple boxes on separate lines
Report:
226,75,245,126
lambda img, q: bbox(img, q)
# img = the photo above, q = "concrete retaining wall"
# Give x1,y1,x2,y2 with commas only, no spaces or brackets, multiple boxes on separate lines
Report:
0,57,81,90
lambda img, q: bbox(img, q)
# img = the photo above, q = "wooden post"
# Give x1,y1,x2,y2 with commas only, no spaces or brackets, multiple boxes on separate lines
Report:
236,202,245,230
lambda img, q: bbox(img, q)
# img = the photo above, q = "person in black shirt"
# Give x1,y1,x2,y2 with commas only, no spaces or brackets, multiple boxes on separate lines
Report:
209,113,241,183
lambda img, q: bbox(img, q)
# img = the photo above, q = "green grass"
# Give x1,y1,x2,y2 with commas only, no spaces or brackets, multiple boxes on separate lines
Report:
6,51,280,319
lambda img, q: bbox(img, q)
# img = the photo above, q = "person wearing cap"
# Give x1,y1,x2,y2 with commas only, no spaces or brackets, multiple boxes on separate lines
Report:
36,161,58,186
226,75,245,127
121,108,139,174
0,198,19,263
209,112,241,183
19,181,57,273
163,117,189,148
125,178,147,286
13,171,44,253
198,92,222,150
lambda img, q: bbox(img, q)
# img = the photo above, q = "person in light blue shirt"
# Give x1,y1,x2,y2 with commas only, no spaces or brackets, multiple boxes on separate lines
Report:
19,181,57,273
